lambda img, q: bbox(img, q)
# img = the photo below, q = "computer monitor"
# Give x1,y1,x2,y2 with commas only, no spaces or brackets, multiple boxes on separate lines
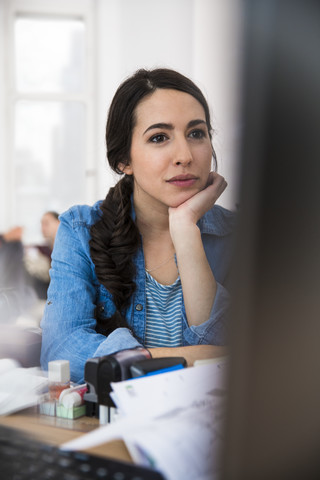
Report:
221,1,320,479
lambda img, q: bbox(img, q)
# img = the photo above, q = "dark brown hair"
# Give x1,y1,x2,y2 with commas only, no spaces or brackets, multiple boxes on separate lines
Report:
44,211,59,221
90,68,215,334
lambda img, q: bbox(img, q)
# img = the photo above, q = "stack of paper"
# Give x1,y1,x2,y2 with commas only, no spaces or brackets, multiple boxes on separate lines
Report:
62,359,227,480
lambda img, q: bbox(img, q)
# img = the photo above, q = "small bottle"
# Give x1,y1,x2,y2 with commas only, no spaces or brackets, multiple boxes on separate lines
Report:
48,360,70,401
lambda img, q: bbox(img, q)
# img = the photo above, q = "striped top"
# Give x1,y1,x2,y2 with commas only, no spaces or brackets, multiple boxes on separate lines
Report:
144,271,183,348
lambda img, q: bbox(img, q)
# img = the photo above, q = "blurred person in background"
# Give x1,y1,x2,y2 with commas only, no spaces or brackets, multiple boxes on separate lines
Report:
0,211,60,323
24,211,60,299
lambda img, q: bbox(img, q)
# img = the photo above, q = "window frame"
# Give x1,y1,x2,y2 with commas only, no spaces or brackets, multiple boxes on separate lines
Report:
1,0,97,236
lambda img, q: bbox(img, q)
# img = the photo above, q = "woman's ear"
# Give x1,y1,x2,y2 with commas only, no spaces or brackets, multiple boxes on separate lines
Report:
118,162,133,175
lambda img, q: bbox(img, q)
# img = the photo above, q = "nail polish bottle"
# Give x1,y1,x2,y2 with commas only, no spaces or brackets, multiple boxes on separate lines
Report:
48,360,70,401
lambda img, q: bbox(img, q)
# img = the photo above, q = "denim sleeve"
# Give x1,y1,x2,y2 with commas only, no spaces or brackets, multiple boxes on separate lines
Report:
182,282,230,346
40,211,141,384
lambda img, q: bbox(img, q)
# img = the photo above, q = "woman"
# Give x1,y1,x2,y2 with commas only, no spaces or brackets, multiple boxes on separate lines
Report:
40,68,235,383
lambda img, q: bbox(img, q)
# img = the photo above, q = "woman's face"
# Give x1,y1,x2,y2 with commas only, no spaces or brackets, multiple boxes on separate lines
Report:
123,88,213,213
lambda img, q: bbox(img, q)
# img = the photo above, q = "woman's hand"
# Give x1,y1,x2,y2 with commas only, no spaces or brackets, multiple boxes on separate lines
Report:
168,172,227,328
169,172,227,230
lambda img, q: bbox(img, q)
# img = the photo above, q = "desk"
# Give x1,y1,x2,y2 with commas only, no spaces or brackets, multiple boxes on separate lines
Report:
0,406,132,462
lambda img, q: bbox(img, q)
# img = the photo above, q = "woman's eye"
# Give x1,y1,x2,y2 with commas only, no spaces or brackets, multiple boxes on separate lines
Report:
189,129,206,139
149,134,167,143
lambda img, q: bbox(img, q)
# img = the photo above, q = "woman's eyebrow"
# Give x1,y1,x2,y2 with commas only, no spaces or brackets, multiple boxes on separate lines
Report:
187,119,206,128
143,119,206,135
143,122,173,135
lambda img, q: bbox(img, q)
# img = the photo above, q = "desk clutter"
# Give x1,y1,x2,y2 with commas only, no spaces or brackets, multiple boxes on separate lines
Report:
39,385,88,419
40,360,88,419
65,356,227,480
0,353,188,419
0,351,227,480
0,358,88,419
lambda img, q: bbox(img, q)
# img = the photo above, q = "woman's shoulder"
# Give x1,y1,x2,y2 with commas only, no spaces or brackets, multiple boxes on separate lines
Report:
199,204,237,237
59,201,103,229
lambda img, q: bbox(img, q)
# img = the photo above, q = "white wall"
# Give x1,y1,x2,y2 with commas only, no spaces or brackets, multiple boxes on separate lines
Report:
192,0,243,209
0,1,7,231
95,0,243,210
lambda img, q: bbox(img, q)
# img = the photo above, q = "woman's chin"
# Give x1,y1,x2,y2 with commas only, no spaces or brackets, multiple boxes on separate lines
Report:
169,189,200,208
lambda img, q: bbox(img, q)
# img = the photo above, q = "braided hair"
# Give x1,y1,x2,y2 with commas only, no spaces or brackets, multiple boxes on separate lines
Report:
90,68,215,333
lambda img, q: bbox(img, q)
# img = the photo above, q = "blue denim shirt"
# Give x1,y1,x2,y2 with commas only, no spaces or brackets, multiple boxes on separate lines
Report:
40,201,235,383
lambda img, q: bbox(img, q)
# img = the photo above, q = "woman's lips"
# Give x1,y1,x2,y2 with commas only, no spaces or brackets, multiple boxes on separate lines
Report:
167,175,198,187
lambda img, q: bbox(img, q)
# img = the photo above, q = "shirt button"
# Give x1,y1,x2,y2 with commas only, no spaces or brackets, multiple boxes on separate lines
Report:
135,304,143,311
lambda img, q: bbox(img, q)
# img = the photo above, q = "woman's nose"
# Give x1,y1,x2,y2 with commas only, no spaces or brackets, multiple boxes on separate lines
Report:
173,138,192,166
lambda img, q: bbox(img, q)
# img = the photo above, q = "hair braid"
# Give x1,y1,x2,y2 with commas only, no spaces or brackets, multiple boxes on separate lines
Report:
89,175,140,333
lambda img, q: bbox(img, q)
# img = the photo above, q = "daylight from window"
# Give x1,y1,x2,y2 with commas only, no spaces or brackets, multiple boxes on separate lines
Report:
13,16,87,243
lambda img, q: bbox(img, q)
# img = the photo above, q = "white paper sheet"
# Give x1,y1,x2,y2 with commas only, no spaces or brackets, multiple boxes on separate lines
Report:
110,360,226,418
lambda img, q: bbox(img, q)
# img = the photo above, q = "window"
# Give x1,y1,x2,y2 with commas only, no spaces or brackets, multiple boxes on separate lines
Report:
3,0,95,243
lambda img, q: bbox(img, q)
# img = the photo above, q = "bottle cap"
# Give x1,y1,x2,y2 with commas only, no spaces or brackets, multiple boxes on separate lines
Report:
48,360,70,383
